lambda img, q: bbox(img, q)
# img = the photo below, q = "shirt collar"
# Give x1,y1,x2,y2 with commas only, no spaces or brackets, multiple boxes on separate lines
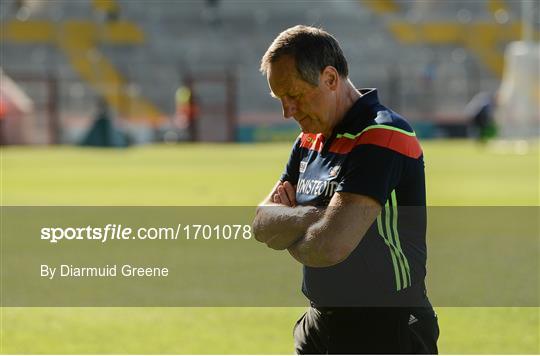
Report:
333,88,380,134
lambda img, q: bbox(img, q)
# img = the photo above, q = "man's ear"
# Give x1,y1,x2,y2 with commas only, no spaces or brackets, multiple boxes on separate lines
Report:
321,66,339,91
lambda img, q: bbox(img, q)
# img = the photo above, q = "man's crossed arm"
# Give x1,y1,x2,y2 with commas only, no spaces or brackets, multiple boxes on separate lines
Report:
252,180,381,267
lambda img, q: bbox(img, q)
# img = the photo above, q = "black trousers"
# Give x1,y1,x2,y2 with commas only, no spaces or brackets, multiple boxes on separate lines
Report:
294,307,439,354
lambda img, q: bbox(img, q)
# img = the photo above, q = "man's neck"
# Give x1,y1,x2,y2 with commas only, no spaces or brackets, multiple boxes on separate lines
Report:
324,79,361,137
339,80,362,116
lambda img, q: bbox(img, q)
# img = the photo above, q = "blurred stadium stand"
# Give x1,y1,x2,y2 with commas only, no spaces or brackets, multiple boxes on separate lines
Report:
0,0,538,143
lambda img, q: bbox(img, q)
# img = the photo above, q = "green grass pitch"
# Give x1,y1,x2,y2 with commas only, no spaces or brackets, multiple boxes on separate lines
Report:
1,140,539,354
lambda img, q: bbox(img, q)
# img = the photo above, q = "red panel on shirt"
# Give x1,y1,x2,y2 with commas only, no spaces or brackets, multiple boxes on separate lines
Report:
329,128,422,158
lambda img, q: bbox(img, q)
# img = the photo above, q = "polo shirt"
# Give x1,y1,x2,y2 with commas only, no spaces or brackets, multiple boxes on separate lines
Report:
281,89,429,307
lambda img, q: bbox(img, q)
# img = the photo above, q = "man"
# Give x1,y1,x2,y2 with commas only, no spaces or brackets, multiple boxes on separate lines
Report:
252,25,439,354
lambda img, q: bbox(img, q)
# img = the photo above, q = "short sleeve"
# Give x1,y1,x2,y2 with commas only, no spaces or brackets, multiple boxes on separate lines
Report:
279,136,302,185
336,145,403,206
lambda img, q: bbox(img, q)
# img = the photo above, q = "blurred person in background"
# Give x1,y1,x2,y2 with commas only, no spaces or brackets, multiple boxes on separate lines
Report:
80,97,128,147
465,91,498,143
175,85,199,141
253,25,439,354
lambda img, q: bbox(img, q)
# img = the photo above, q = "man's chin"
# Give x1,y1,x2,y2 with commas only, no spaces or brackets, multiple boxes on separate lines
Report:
299,125,319,134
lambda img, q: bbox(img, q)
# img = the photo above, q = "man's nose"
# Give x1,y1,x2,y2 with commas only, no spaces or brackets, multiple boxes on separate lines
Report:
281,98,297,119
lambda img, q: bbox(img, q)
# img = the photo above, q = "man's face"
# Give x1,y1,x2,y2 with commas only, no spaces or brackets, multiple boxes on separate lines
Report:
267,55,335,135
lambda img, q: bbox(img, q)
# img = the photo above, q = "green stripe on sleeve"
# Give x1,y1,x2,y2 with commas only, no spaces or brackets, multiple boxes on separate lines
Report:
387,196,409,289
377,212,401,291
390,190,412,287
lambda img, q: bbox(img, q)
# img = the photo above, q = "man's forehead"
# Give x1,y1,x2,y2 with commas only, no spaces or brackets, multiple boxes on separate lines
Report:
268,59,296,82
267,56,301,96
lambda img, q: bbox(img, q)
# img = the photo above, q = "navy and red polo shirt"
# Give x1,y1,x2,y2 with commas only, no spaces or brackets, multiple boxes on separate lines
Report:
280,88,430,307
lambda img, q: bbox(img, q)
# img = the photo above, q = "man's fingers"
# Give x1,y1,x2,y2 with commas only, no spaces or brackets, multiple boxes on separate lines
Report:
282,181,297,206
277,185,291,206
271,181,296,207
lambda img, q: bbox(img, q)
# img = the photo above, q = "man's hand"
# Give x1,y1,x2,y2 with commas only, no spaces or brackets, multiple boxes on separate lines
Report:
271,181,296,207
252,180,320,250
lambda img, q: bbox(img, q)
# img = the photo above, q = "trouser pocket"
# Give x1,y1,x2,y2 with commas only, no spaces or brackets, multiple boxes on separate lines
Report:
294,308,327,355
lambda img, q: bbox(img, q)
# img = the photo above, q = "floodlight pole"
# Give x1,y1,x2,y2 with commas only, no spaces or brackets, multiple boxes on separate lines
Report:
521,0,534,42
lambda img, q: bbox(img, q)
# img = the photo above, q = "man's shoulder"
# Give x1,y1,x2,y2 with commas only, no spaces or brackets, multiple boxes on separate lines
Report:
332,110,422,159
340,106,414,135
373,109,415,133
